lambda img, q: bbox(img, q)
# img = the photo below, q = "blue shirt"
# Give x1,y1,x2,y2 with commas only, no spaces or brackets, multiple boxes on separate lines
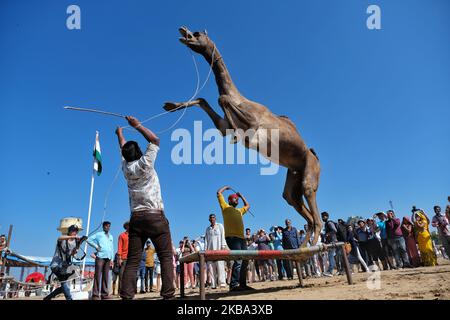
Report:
298,234,306,246
377,221,387,240
87,231,114,260
282,227,301,249
272,231,283,250
355,227,369,242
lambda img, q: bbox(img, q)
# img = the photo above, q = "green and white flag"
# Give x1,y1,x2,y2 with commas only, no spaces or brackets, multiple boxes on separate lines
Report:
93,131,102,176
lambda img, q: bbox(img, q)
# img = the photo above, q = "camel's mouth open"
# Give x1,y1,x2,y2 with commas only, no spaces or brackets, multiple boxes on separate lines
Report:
178,26,201,45
179,26,192,44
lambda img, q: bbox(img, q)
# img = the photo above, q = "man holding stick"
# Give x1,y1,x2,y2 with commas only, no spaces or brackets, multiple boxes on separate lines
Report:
217,186,252,292
116,116,175,300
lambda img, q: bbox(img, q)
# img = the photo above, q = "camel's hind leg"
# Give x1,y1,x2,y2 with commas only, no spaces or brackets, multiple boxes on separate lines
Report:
302,153,322,245
299,203,315,246
283,169,314,248
303,190,321,245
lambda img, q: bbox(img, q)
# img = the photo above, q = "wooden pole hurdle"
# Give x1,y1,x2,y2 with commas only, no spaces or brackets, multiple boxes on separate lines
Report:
179,242,352,300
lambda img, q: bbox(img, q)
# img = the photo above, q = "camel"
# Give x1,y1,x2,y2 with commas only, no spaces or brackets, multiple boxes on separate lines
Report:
164,26,322,245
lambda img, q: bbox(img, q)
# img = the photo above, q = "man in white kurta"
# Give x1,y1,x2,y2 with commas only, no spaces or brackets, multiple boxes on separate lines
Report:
204,214,227,288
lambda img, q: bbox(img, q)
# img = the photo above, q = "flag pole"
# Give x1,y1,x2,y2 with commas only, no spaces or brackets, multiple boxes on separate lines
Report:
80,131,98,289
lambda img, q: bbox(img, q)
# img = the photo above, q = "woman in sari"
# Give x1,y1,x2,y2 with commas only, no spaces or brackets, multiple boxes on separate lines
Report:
413,210,437,266
401,217,420,267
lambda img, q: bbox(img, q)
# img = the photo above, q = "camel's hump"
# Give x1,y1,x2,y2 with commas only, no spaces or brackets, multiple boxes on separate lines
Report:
310,148,319,160
278,115,297,127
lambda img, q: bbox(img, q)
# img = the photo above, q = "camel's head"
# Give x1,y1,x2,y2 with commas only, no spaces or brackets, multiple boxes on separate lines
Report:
179,26,213,54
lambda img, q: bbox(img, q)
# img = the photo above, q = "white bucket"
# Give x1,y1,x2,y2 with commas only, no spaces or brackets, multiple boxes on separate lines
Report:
58,217,83,235
72,291,90,300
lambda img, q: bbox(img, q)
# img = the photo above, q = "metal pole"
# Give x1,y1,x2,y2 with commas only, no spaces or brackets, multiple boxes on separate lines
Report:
6,225,13,248
180,262,185,298
19,267,25,282
341,246,353,285
199,254,206,300
81,164,96,289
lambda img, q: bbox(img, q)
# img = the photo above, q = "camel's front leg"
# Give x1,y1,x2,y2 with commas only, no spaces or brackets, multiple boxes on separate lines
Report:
164,98,231,136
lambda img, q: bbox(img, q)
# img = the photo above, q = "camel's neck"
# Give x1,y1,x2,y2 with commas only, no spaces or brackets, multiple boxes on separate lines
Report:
201,44,242,99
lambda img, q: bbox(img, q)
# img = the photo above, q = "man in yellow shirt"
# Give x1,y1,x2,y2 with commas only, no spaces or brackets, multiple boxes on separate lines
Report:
217,185,253,291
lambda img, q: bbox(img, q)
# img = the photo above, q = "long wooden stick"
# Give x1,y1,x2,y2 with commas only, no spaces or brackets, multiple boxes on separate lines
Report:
64,106,126,118
230,188,255,217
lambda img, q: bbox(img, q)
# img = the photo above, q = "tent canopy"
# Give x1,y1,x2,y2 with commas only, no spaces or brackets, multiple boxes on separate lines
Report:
4,253,95,268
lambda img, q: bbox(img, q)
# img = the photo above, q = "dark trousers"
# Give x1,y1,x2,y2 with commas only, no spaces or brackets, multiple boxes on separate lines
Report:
120,210,175,299
381,238,394,269
118,260,126,293
283,259,294,279
358,241,372,265
93,257,111,299
440,235,450,259
367,238,388,269
388,236,411,268
145,267,154,290
276,259,284,279
225,237,248,288
44,281,72,300
335,248,344,272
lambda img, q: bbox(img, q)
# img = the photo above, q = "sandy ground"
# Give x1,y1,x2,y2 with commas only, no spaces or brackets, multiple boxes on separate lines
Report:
18,258,450,300
138,258,450,300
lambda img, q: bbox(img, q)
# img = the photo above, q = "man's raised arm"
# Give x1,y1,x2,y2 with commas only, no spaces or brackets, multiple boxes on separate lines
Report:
115,127,126,148
126,116,160,147
237,192,250,212
217,185,230,195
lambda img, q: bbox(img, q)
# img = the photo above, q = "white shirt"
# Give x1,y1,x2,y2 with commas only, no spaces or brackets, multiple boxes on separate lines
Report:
194,239,205,252
205,223,226,250
175,247,182,265
122,143,164,213
315,233,322,245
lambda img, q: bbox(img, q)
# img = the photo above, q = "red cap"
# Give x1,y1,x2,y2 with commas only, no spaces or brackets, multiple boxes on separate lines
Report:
228,194,239,202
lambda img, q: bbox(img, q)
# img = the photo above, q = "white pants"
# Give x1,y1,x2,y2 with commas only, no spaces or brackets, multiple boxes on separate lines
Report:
351,247,369,272
207,261,226,287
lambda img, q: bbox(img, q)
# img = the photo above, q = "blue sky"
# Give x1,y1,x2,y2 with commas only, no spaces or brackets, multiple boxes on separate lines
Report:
1,0,449,258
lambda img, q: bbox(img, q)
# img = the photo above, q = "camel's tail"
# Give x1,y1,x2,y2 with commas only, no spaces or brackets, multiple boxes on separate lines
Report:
309,148,319,160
